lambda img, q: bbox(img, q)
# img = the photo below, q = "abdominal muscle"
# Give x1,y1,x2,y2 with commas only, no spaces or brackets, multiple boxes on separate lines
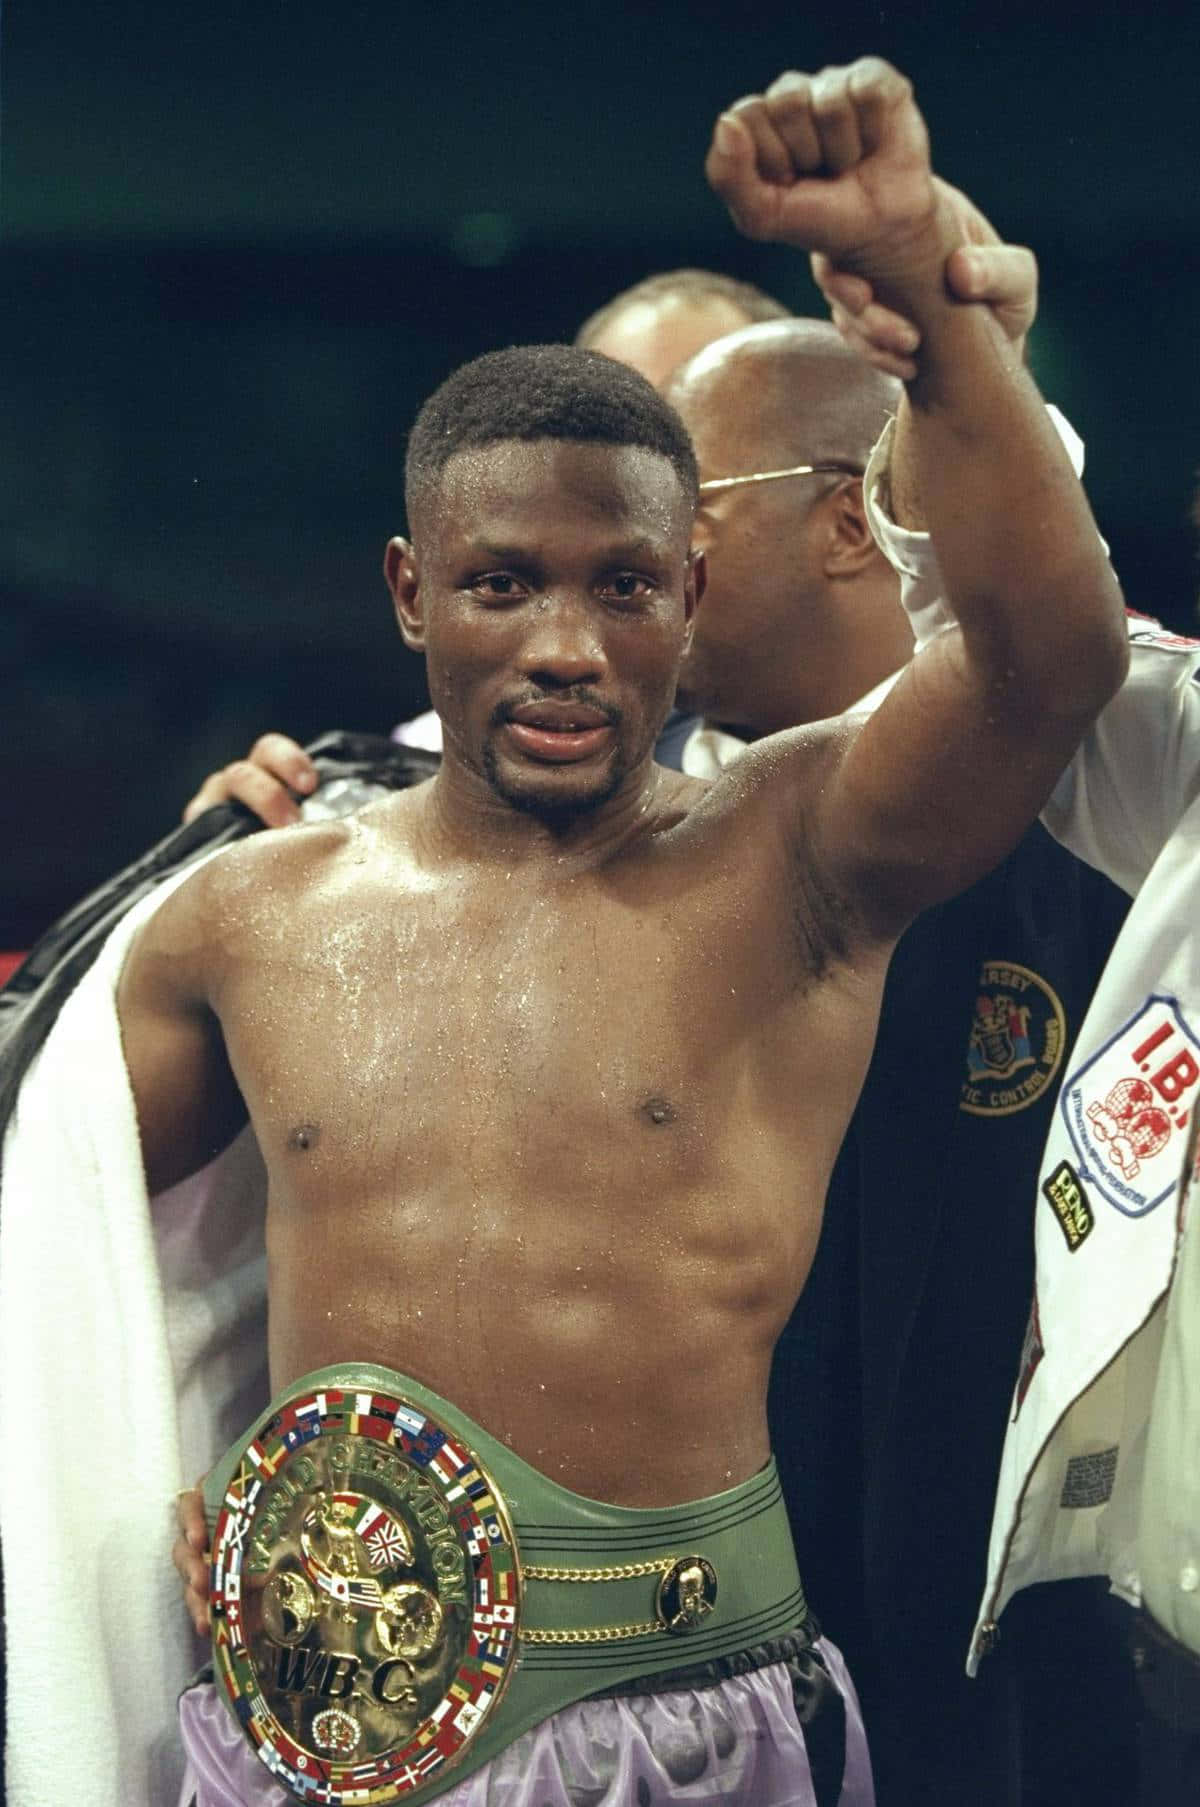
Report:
264,1152,822,1509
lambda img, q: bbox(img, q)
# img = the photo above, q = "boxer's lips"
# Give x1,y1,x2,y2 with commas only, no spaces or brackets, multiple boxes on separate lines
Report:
504,705,615,764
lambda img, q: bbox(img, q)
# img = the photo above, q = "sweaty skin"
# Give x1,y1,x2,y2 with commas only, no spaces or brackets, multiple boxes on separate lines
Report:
151,60,1126,1592
130,442,887,1510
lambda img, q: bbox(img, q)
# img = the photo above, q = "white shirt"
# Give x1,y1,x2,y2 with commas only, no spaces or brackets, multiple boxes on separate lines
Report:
864,414,1200,1667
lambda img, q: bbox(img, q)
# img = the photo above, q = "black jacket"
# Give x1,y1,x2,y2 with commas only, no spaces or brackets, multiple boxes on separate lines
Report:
0,731,439,1147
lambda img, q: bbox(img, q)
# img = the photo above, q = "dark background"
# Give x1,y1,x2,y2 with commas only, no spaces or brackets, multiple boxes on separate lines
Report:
4,0,1199,947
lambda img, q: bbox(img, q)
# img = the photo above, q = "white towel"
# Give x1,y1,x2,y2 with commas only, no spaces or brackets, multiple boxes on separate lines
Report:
0,861,269,1806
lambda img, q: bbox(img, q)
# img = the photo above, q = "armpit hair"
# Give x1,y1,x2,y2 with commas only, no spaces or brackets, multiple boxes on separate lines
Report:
789,813,856,983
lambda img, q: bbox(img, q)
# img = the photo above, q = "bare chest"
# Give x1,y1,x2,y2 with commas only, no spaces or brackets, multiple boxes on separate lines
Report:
215,869,816,1198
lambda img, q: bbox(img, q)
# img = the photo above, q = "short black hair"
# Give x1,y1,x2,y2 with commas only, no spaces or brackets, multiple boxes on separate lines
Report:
404,344,699,529
575,269,790,349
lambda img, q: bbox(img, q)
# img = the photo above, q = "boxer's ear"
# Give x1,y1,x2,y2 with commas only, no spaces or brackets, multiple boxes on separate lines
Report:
385,538,425,649
682,547,706,657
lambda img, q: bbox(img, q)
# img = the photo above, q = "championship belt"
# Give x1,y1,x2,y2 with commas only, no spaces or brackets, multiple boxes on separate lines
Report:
205,1364,805,1805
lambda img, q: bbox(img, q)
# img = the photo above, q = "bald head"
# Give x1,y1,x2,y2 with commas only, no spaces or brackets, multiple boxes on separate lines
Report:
666,318,901,480
668,320,913,736
576,268,790,391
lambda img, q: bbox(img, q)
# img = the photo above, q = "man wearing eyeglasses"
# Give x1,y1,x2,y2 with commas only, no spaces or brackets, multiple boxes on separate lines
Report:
659,308,1138,1807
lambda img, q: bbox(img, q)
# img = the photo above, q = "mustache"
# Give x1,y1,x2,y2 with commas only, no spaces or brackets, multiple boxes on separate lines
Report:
489,691,623,731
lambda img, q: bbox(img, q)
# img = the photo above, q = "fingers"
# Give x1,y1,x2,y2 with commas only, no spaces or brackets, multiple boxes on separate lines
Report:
724,95,795,187
927,175,1037,344
709,57,932,260
829,300,919,381
173,1483,211,1637
845,57,914,158
810,254,874,315
945,242,1038,344
812,252,920,379
182,732,317,828
804,68,864,174
763,60,910,175
760,73,823,171
706,105,785,241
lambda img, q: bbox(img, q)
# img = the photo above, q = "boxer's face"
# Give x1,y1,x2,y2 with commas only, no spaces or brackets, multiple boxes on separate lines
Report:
389,438,702,821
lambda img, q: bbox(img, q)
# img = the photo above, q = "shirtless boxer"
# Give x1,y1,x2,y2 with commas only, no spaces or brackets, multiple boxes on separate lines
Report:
113,58,1123,1807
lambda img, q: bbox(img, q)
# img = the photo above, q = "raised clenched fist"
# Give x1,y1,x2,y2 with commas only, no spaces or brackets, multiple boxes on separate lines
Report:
706,58,945,297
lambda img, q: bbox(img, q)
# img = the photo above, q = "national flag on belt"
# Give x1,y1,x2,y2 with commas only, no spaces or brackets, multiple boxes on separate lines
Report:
366,1521,410,1570
224,1473,259,1516
453,1699,484,1736
295,1393,327,1422
393,1403,426,1438
356,1502,410,1570
347,1758,383,1779
440,1437,467,1471
284,1424,319,1452
220,1508,250,1552
318,1572,384,1610
409,1426,447,1467
226,1459,257,1503
355,1501,388,1539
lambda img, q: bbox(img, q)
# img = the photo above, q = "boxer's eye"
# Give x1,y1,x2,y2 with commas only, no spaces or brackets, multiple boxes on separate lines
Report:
601,572,656,609
470,572,527,604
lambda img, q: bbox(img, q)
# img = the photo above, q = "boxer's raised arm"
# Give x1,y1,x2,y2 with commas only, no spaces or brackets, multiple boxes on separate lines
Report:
707,58,1127,941
116,863,248,1195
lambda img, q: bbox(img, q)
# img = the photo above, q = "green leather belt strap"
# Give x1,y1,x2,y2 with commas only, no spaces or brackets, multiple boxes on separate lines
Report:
204,1362,806,1805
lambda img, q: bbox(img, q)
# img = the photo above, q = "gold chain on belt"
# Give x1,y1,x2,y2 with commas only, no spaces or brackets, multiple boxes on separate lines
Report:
520,1557,679,1646
523,1559,672,1583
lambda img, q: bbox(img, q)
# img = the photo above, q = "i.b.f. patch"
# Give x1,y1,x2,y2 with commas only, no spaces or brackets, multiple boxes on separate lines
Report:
1058,995,1200,1217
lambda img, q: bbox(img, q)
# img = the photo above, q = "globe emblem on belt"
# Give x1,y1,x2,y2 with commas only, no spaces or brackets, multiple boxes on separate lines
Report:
208,1387,521,1802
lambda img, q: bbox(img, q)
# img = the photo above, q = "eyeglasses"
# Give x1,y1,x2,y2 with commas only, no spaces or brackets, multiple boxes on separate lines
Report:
697,460,864,496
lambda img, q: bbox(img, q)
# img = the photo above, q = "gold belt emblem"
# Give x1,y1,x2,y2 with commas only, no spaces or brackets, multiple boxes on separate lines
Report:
208,1387,521,1801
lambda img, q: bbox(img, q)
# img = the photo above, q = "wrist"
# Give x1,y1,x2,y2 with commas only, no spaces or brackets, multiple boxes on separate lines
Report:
833,190,961,328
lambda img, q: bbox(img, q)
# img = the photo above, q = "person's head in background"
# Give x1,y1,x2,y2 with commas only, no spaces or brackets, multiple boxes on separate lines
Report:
575,268,789,389
666,318,910,737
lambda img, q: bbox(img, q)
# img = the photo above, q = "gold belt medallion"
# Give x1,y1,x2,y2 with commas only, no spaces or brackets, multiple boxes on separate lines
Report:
208,1385,521,1802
